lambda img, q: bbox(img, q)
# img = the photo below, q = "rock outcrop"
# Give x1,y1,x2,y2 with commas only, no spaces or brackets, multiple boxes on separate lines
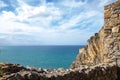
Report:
0,0,120,80
0,63,118,80
71,0,120,68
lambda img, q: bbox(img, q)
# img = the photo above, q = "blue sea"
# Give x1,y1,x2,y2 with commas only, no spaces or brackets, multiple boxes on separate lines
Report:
0,46,84,69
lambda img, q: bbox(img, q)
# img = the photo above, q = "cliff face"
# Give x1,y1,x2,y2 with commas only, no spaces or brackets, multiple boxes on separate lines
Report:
71,0,120,68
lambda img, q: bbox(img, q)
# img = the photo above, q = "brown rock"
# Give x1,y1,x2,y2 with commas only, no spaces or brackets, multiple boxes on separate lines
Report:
0,78,6,80
111,14,118,18
15,73,24,80
112,26,120,33
104,10,111,19
71,0,120,68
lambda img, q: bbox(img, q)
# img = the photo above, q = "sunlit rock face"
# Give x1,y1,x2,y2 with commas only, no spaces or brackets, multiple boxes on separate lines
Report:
71,0,120,68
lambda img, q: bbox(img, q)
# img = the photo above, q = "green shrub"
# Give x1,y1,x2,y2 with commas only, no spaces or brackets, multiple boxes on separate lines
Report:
0,67,4,76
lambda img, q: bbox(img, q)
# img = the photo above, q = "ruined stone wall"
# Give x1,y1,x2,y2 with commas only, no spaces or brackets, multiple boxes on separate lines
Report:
71,0,120,68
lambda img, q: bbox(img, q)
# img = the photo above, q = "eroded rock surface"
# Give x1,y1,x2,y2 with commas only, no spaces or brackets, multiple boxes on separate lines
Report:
71,0,120,68
0,63,118,80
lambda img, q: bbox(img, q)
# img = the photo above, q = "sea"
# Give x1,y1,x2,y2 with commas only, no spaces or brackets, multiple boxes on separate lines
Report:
0,45,84,69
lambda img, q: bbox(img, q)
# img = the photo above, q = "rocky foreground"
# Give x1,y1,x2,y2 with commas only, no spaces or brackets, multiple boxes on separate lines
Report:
0,0,120,80
0,63,118,80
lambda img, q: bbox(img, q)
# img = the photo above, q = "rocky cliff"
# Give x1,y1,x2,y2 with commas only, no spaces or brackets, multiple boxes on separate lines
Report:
71,0,120,68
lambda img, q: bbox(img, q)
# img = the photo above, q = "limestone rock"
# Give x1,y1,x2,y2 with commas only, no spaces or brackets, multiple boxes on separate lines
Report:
112,26,120,33
71,0,120,68
0,63,25,74
104,10,111,19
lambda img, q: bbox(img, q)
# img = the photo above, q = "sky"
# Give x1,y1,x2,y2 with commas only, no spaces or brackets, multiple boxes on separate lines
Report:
0,0,117,46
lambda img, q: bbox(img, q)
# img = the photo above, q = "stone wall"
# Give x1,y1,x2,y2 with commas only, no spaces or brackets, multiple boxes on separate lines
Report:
71,0,120,68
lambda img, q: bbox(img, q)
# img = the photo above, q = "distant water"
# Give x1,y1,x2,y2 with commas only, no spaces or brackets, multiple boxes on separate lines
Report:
0,46,84,69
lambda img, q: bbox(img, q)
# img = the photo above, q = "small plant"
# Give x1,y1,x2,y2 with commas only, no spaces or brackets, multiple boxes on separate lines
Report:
0,67,4,77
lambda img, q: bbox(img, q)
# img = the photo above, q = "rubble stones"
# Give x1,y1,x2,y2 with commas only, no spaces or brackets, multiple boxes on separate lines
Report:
0,63,118,80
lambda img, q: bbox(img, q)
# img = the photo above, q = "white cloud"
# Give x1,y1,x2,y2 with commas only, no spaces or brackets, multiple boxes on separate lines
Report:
14,0,63,28
0,0,116,45
58,10,100,30
61,0,86,8
0,0,8,8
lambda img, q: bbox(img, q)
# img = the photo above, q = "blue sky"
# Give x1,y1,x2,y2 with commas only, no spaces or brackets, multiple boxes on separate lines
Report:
0,0,116,45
